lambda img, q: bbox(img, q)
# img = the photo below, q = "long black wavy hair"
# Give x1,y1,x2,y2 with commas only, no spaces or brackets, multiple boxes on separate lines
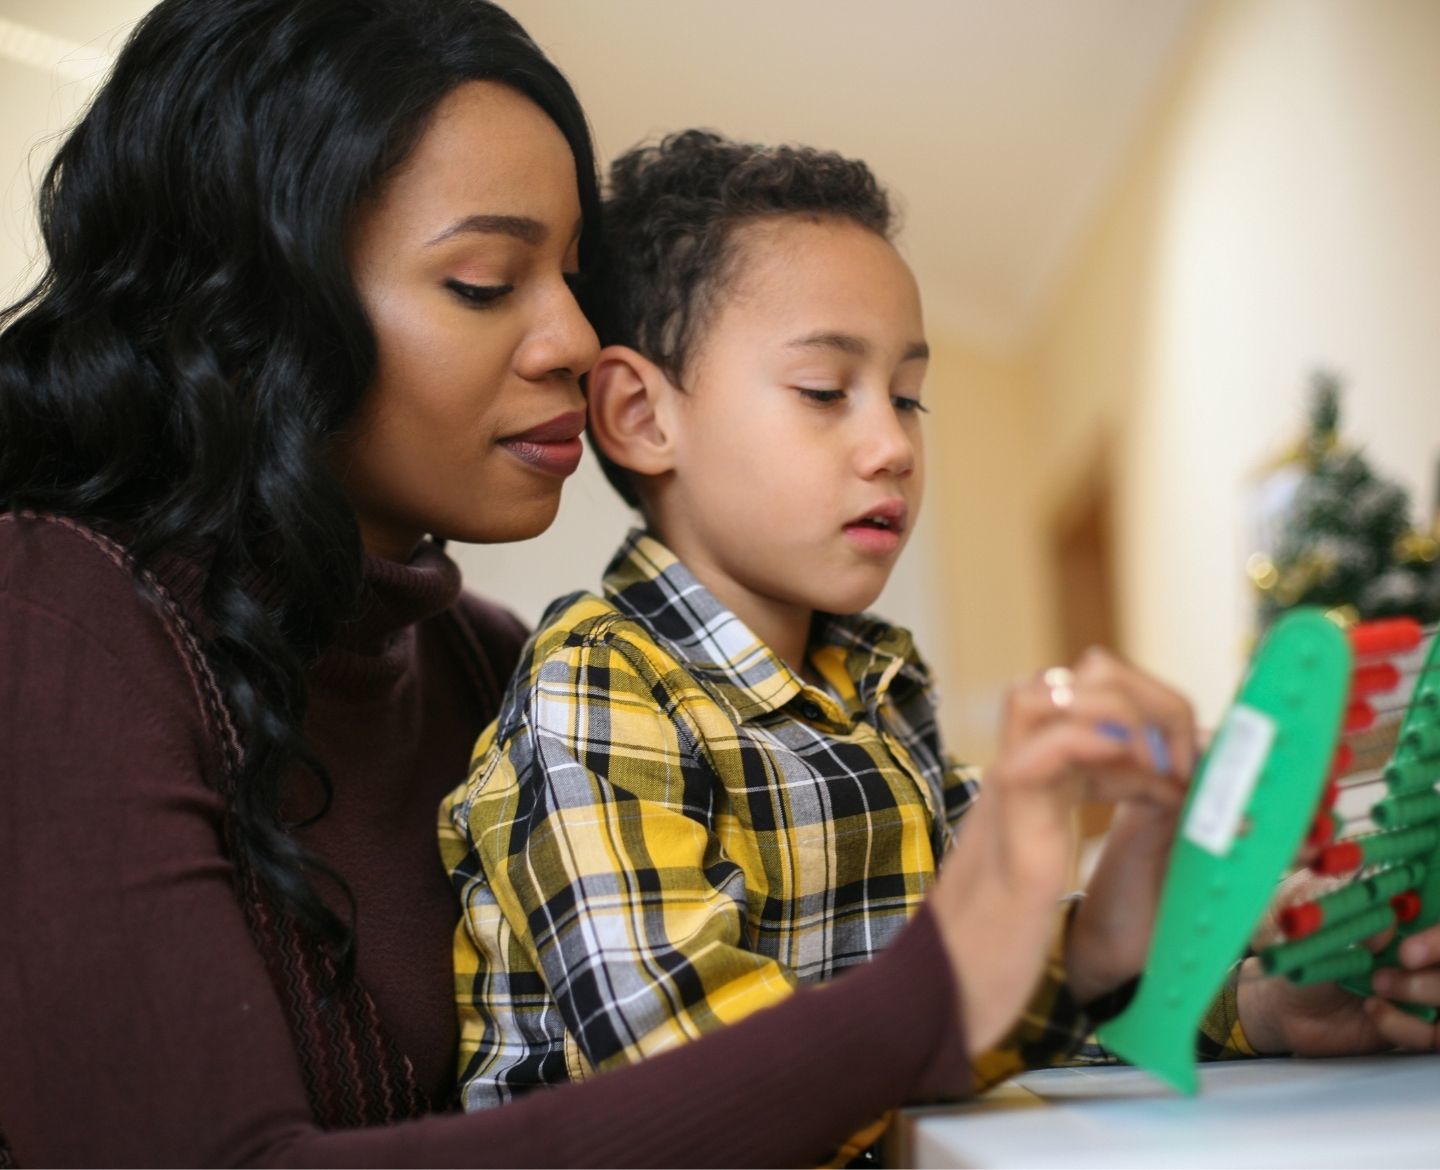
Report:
0,0,600,976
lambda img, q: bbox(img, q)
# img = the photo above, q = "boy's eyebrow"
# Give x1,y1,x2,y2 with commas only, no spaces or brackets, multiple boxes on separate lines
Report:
786,331,930,363
427,214,547,247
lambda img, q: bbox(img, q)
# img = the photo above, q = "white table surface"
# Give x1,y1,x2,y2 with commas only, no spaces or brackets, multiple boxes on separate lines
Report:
891,1054,1440,1168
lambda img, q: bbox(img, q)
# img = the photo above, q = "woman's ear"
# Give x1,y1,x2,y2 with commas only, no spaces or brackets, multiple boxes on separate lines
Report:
586,345,677,480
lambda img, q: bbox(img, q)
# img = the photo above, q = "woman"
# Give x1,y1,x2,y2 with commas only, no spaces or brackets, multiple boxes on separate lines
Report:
1,0,1429,1165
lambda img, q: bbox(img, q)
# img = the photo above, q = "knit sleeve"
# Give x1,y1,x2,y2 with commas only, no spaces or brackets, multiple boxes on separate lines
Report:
0,518,325,1167
297,904,972,1169
0,518,970,1168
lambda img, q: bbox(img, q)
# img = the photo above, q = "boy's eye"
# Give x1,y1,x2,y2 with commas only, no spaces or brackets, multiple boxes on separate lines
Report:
892,394,930,414
798,388,846,404
446,279,514,308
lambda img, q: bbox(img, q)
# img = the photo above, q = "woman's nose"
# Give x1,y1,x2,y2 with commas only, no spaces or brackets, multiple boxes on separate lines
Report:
517,283,600,382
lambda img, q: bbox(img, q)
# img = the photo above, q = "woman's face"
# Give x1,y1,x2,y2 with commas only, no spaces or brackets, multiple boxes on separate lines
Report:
337,80,598,561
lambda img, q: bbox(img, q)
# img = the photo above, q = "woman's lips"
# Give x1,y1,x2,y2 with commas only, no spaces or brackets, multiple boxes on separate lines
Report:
499,410,586,477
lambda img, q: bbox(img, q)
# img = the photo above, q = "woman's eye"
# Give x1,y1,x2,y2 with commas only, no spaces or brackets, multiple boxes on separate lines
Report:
892,394,930,414
799,388,846,404
445,279,514,308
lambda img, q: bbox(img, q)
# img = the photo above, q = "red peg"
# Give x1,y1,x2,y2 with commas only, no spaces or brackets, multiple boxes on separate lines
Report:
1343,701,1375,733
1306,810,1337,848
1350,662,1401,699
1318,780,1340,814
1279,901,1324,940
1391,891,1422,925
1315,840,1363,875
1349,617,1422,657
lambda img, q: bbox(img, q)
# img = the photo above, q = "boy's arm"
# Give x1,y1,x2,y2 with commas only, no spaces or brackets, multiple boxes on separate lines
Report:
1197,960,1259,1058
468,635,798,1074
941,756,982,833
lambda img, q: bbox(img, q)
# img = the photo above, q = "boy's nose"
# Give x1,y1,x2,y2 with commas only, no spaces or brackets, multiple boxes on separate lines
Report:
855,406,917,480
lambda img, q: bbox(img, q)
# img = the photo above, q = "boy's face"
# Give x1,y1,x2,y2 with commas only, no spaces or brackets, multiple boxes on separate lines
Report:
657,216,927,633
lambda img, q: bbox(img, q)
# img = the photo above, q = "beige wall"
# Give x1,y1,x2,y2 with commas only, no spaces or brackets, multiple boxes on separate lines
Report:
6,0,1439,754
918,337,1049,761
1,9,152,303
0,1,950,702
1027,0,1440,726
482,0,1440,759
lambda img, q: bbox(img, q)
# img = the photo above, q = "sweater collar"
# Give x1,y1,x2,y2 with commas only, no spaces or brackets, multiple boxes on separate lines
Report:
311,541,463,691
336,542,462,654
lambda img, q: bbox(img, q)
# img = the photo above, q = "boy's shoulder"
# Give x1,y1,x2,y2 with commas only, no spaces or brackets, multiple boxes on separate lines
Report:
523,587,684,667
497,588,707,723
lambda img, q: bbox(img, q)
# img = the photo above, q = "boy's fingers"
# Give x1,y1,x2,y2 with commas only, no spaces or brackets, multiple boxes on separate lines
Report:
1363,923,1399,954
1370,966,1440,1007
1398,924,1440,969
1363,997,1440,1052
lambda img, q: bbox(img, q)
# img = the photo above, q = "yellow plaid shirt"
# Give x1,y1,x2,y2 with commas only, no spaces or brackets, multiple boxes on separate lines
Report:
441,532,1116,1113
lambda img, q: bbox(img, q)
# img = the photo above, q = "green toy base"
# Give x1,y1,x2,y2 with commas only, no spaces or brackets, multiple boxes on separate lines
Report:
1096,610,1352,1094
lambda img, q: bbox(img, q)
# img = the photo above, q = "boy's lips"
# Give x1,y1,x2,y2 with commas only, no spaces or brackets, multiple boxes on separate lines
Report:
843,499,908,554
844,499,908,533
499,409,587,477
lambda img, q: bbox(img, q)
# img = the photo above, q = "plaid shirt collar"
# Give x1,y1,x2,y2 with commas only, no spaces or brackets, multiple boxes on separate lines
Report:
602,529,932,726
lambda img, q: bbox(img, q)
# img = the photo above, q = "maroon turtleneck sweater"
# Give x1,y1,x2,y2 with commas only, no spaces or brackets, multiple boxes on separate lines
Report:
0,512,969,1168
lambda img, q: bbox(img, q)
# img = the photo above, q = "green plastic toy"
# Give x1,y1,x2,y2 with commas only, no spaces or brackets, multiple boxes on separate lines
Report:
1260,620,1439,1019
1096,608,1352,1094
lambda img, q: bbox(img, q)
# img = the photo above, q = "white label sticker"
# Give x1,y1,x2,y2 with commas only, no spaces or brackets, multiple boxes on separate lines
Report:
1182,704,1276,856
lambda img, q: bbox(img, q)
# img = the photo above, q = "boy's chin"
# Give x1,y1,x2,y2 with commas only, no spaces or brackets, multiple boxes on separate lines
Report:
807,585,888,618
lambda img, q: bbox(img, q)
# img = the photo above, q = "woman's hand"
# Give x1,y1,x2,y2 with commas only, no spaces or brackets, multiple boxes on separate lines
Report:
927,648,1194,1056
1058,649,1198,1004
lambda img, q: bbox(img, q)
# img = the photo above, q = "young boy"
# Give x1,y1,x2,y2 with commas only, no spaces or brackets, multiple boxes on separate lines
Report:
439,130,1205,1115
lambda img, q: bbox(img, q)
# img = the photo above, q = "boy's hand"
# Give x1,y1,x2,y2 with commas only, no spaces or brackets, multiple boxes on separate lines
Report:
928,648,1194,1056
1236,921,1440,1056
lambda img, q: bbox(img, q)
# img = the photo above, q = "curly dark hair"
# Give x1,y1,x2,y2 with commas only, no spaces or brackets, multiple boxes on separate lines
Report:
586,129,893,507
0,0,599,979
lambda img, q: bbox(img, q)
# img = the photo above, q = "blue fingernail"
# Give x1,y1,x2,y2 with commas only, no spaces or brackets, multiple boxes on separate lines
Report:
1097,720,1131,742
1146,724,1171,774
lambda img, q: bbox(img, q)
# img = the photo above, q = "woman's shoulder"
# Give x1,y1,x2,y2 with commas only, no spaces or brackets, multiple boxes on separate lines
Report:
0,512,222,748
0,511,160,640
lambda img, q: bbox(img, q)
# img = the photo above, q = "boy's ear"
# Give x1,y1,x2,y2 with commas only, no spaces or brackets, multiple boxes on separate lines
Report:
586,345,678,479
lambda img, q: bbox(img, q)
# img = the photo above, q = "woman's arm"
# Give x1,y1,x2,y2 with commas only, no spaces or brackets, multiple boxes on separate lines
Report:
299,904,967,1168
0,523,966,1168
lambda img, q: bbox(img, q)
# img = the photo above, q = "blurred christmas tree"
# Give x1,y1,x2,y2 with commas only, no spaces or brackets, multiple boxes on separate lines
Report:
1248,372,1440,629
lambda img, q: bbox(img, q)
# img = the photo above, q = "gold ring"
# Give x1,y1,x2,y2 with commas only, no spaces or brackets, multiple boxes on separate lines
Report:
1043,666,1076,711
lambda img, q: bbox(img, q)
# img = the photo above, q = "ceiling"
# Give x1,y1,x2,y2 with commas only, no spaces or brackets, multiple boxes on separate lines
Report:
507,0,1203,351
3,0,1202,352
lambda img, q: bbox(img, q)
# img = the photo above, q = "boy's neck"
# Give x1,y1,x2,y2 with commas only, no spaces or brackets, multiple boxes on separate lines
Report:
646,526,818,685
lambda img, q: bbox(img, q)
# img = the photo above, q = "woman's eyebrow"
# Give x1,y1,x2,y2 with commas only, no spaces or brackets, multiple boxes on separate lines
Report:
427,213,546,247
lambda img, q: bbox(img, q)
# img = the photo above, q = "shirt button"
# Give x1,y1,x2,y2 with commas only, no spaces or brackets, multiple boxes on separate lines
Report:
799,701,823,721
